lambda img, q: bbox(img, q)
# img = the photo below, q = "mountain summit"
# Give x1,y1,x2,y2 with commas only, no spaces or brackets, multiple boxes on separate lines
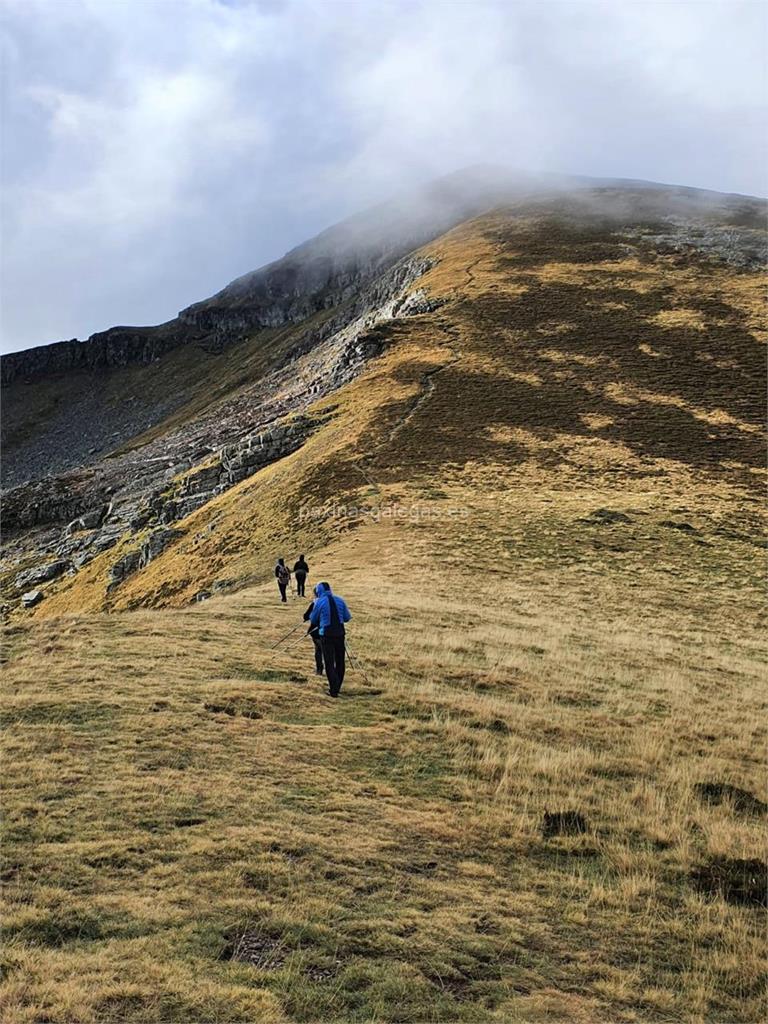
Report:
1,171,765,615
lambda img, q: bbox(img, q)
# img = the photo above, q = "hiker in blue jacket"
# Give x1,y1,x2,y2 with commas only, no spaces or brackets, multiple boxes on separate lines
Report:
309,581,351,697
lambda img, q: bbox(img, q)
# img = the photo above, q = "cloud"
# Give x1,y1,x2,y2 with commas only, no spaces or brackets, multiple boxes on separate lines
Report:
1,0,765,352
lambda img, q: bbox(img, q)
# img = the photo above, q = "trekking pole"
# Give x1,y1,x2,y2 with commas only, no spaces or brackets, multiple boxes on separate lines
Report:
345,641,374,686
270,621,303,649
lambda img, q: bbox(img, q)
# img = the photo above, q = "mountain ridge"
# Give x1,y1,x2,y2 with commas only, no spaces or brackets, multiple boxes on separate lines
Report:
3,169,764,386
1,174,765,620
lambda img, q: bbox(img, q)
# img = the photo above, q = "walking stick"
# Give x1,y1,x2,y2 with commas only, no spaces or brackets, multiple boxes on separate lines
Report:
270,621,303,649
345,641,373,686
288,631,310,648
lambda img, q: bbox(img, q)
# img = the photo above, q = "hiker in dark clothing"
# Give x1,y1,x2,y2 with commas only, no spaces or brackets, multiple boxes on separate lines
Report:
293,555,309,597
309,582,351,697
302,598,324,675
274,558,291,603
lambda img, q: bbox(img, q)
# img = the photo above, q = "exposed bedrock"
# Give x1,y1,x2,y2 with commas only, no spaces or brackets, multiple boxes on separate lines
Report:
107,528,183,593
2,475,111,531
0,322,199,386
0,250,437,495
130,414,320,531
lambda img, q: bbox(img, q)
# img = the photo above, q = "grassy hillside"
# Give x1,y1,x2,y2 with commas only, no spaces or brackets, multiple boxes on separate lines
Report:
2,202,766,1022
33,204,765,617
2,522,765,1023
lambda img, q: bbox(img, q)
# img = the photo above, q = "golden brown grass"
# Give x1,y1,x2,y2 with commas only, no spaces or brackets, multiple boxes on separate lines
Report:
2,509,766,1022
3,205,766,1021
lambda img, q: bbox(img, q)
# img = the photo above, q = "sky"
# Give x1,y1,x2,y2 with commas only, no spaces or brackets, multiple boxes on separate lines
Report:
1,0,765,355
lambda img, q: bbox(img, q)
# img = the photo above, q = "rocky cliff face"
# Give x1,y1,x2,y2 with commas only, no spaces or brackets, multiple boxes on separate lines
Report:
1,249,437,491
0,208,444,388
0,239,443,614
0,322,201,386
2,167,522,387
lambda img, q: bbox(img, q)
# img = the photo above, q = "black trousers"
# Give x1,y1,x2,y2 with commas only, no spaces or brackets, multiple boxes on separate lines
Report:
277,582,287,602
321,633,346,695
311,633,324,673
295,572,307,597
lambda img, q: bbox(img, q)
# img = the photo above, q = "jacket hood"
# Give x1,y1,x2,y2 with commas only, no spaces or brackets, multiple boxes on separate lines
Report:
315,581,332,596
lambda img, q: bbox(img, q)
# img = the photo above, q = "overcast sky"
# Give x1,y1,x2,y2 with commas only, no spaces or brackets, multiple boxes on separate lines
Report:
1,0,765,354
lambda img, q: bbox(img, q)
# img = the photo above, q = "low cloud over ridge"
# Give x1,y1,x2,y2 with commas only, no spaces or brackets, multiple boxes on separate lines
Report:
1,0,765,353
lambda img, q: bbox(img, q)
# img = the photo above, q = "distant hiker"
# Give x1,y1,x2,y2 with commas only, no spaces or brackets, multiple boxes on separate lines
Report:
293,554,309,597
309,581,352,697
302,597,324,676
274,558,291,603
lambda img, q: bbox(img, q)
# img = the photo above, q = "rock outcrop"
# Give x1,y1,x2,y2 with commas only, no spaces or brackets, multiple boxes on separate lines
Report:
14,560,70,591
0,322,198,387
3,475,110,531
107,528,182,593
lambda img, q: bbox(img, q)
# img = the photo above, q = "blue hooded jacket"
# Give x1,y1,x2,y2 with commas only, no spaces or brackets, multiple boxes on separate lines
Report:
309,582,351,636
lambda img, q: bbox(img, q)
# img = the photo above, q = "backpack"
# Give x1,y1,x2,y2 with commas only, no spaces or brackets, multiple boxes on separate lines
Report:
324,593,345,637
276,564,290,585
